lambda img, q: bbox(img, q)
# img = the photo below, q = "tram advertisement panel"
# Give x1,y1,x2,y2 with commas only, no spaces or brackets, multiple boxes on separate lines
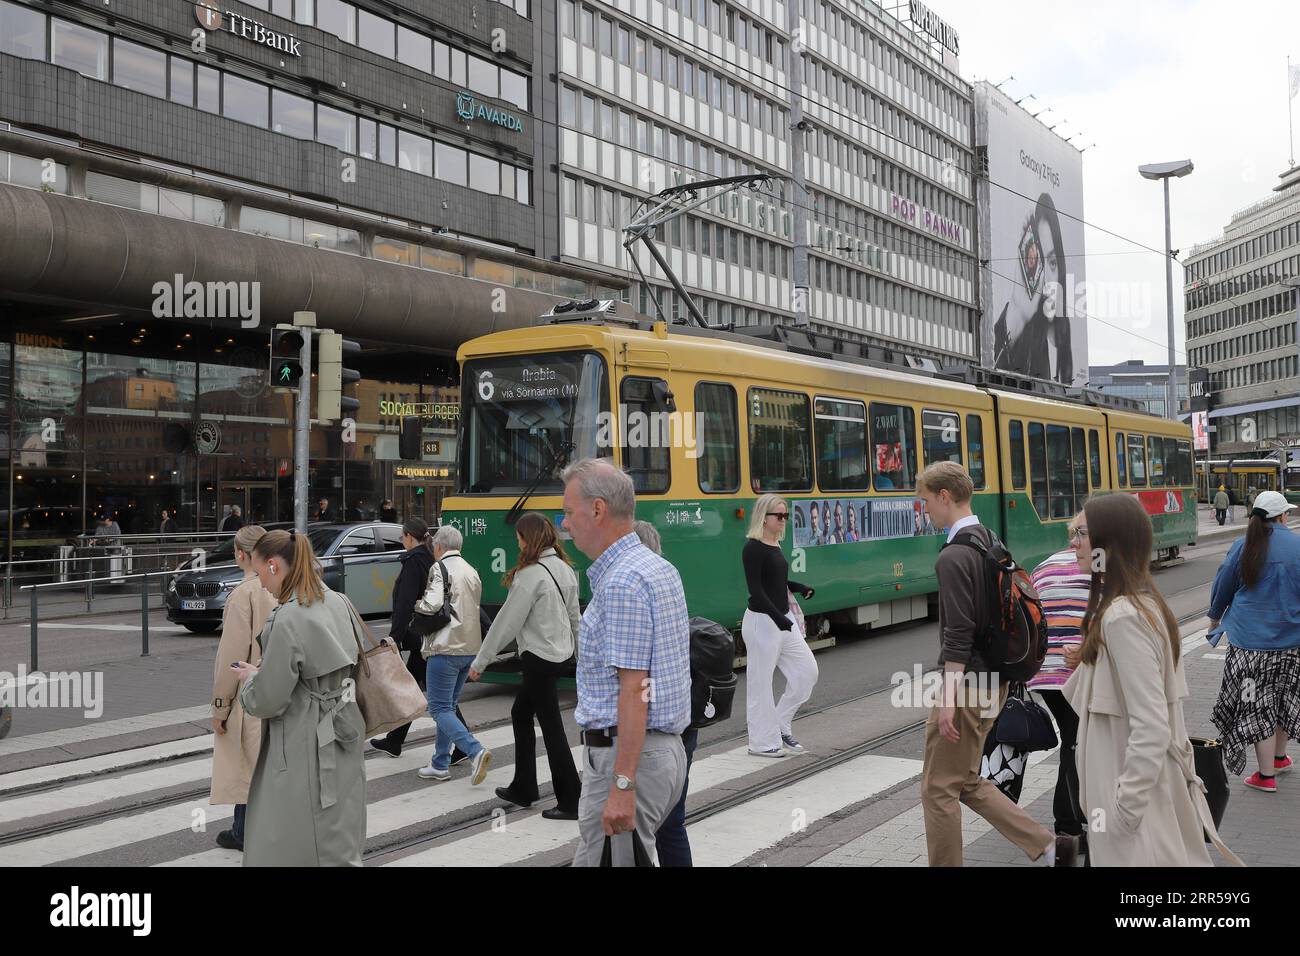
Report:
1131,489,1184,517
792,497,941,548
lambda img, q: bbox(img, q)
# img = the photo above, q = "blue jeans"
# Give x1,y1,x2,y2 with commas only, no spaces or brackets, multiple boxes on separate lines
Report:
426,654,483,771
655,727,698,867
232,803,247,843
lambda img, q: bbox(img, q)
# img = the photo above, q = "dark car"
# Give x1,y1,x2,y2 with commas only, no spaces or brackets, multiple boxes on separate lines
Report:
165,522,408,633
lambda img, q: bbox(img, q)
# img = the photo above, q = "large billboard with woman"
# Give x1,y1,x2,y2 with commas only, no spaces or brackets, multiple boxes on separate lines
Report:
975,81,1088,387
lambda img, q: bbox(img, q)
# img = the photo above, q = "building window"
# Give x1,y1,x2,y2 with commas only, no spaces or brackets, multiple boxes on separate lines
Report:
500,71,528,111
112,38,167,98
469,55,498,99
241,206,304,242
0,1,45,60
397,131,433,176
222,73,269,128
317,0,356,43
468,153,499,194
435,143,467,186
357,9,394,57
196,65,220,113
272,89,314,139
396,25,431,73
169,57,194,107
52,20,108,80
317,103,356,153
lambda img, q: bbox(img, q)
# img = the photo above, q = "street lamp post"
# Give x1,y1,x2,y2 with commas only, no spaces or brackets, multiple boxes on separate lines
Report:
1284,277,1300,484
1139,160,1194,420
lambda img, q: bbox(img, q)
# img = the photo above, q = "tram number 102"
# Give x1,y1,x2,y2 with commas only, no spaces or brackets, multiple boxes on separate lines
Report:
892,562,904,578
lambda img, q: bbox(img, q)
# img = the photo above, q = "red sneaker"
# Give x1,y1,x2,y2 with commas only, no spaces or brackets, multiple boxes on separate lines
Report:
1275,755,1293,774
1245,772,1277,793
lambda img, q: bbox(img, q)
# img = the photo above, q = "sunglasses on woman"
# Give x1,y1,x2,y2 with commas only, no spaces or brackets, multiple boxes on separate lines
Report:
768,512,789,520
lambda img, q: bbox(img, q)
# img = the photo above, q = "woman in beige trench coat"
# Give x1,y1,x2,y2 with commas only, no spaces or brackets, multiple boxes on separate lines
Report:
1064,494,1241,867
210,525,274,852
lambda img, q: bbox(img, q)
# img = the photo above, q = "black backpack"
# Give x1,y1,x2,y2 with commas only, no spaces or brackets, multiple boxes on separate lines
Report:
944,530,1048,683
688,617,737,729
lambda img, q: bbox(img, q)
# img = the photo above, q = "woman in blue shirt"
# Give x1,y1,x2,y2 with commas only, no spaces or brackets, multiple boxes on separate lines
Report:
1209,491,1300,793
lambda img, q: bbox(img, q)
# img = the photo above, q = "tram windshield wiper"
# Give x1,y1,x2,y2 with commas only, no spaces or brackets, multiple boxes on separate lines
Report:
504,437,575,527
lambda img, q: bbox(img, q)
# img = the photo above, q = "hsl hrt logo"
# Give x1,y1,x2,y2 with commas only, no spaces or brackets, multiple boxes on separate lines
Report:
456,92,477,122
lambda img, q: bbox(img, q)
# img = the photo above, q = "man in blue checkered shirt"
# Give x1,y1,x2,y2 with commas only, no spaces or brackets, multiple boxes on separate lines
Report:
561,458,690,867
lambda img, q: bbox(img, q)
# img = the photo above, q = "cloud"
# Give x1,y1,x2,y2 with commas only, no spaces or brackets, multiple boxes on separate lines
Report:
933,0,1297,368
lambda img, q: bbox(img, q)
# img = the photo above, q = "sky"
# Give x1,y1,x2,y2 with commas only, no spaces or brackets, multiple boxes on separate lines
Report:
930,0,1298,368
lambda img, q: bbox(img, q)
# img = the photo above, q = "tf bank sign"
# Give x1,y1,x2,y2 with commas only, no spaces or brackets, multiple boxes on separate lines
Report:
195,4,302,56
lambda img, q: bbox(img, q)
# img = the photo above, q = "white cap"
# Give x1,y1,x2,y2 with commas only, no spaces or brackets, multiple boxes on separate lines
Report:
1251,490,1296,519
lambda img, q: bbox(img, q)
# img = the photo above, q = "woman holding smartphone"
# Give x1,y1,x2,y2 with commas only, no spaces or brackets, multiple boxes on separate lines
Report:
231,529,366,867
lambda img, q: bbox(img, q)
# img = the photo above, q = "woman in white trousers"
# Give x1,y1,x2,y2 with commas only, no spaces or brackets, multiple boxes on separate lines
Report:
742,494,819,757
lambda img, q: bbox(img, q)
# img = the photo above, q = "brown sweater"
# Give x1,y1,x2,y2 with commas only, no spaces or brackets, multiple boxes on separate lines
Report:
935,522,993,674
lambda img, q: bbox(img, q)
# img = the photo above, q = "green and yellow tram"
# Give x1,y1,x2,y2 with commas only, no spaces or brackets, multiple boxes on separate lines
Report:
440,318,1196,640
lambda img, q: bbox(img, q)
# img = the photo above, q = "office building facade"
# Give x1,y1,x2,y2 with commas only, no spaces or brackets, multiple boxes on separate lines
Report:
545,0,978,364
1087,360,1188,418
0,0,626,558
1184,165,1300,455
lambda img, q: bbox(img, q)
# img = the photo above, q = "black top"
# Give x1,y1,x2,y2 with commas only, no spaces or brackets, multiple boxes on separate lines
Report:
742,538,810,631
160,518,178,534
390,545,434,648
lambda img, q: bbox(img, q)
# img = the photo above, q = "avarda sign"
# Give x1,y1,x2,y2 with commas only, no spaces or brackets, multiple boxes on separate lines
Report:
195,4,302,57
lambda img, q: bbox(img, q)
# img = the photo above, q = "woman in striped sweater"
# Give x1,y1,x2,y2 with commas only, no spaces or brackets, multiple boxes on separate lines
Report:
1028,510,1093,865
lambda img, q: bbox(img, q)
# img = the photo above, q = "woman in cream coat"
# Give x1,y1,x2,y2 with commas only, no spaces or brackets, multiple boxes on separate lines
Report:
1064,494,1240,867
209,524,274,852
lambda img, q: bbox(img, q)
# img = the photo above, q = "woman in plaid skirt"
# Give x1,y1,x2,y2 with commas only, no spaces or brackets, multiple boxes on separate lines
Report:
1209,491,1300,792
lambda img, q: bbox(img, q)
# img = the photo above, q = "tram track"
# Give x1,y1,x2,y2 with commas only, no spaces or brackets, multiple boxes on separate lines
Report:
0,585,1218,859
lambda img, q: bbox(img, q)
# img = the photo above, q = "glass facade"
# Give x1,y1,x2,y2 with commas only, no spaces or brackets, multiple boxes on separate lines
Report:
1,316,460,564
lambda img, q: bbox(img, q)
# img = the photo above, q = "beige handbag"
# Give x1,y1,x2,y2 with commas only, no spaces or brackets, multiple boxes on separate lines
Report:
341,596,428,737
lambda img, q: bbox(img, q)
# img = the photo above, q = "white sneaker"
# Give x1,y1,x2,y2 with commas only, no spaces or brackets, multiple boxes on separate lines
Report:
781,734,806,754
470,748,492,785
748,747,788,758
418,765,450,781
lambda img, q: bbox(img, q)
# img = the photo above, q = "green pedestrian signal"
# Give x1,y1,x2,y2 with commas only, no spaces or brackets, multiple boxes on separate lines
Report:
270,328,305,388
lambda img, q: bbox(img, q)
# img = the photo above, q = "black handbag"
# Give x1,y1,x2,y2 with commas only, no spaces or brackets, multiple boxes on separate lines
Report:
599,831,653,867
407,560,454,638
1191,737,1230,832
995,684,1059,752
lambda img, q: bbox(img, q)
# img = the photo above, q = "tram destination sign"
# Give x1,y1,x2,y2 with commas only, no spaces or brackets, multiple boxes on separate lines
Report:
195,4,302,56
475,365,580,403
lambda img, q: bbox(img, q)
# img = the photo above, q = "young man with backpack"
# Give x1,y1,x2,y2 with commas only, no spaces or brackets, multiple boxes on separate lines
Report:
916,461,1059,867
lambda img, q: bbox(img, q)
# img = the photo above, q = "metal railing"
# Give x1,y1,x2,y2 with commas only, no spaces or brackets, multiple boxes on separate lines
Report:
2,532,237,618
18,550,389,670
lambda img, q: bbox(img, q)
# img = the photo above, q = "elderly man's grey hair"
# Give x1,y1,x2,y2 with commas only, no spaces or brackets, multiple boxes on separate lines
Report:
431,524,463,551
560,457,636,520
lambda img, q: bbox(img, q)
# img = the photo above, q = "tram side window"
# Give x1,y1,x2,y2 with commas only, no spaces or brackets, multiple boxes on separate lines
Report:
814,397,869,490
966,414,986,489
1072,427,1088,511
1009,419,1027,490
695,382,739,494
1088,429,1102,488
1028,422,1048,515
1175,440,1192,487
1167,438,1184,486
620,377,671,494
1146,435,1165,487
1115,432,1127,487
748,387,813,493
922,409,963,468
1128,434,1147,487
869,402,917,490
1046,424,1074,519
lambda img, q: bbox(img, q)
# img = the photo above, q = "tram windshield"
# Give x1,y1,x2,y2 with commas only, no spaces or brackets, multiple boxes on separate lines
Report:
459,351,609,494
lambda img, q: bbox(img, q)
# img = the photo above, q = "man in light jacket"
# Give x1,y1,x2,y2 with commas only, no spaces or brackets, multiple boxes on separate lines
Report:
1213,486,1229,526
416,525,491,784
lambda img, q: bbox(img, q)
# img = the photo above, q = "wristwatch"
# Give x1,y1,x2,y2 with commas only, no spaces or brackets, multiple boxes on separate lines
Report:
614,774,635,792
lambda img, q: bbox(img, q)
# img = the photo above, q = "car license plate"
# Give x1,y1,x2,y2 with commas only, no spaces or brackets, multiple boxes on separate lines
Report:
182,600,206,611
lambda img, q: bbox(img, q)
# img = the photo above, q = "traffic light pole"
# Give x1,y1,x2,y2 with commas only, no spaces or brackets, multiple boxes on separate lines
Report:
293,311,316,533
